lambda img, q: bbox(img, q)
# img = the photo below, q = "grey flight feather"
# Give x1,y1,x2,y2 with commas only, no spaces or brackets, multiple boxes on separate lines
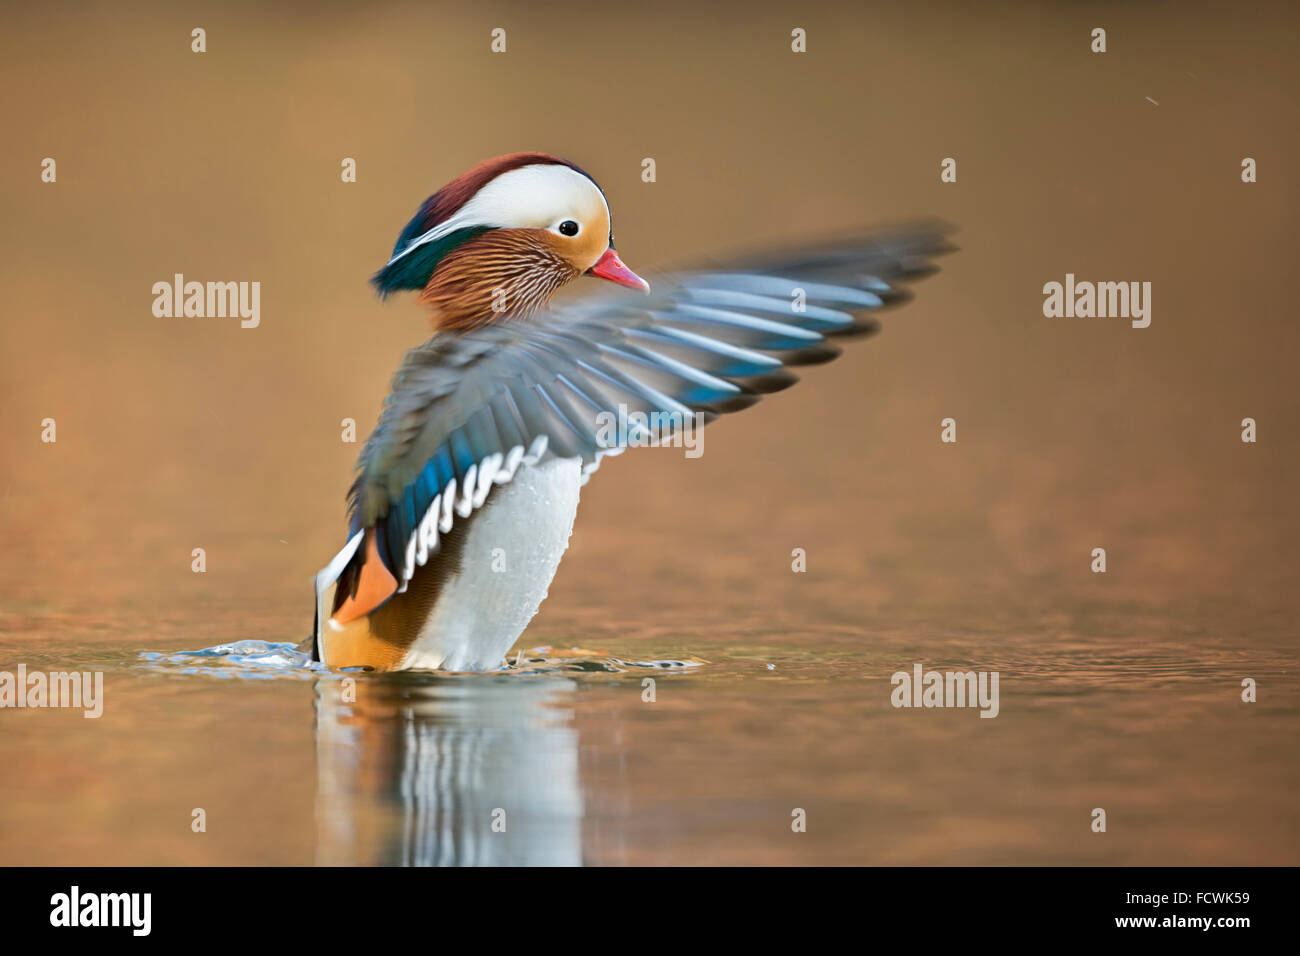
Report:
347,222,956,581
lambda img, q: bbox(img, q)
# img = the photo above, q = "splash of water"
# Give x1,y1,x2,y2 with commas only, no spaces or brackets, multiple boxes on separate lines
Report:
138,641,325,679
138,641,706,679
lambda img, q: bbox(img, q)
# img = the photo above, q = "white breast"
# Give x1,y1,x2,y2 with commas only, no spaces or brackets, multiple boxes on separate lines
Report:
400,456,583,671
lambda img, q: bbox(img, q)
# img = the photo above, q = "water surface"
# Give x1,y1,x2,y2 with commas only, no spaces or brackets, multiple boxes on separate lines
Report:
2,594,1294,865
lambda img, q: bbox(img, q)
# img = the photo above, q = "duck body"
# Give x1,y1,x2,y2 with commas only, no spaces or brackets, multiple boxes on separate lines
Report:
315,453,582,671
401,456,582,670
309,152,954,671
405,456,581,671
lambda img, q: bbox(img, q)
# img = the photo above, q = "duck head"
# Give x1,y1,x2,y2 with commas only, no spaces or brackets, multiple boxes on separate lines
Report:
373,152,649,331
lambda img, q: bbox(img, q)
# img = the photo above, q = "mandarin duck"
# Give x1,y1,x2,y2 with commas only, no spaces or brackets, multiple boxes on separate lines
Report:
308,152,953,671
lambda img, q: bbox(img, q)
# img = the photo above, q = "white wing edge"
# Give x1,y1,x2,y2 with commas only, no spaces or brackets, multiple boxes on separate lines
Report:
313,530,364,662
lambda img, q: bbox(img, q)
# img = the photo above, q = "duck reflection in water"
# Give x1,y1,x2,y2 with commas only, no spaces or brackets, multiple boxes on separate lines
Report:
313,672,583,866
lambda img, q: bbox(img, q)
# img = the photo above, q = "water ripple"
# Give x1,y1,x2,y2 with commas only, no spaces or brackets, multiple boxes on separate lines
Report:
137,642,706,680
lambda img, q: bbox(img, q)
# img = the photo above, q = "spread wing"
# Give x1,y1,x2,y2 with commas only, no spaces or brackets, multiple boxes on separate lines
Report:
344,223,955,593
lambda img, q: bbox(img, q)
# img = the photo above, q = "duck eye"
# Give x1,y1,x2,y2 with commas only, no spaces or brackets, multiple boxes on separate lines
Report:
558,220,580,237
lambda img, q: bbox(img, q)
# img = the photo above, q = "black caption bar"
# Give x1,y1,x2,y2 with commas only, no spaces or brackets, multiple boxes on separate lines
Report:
0,866,1285,942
